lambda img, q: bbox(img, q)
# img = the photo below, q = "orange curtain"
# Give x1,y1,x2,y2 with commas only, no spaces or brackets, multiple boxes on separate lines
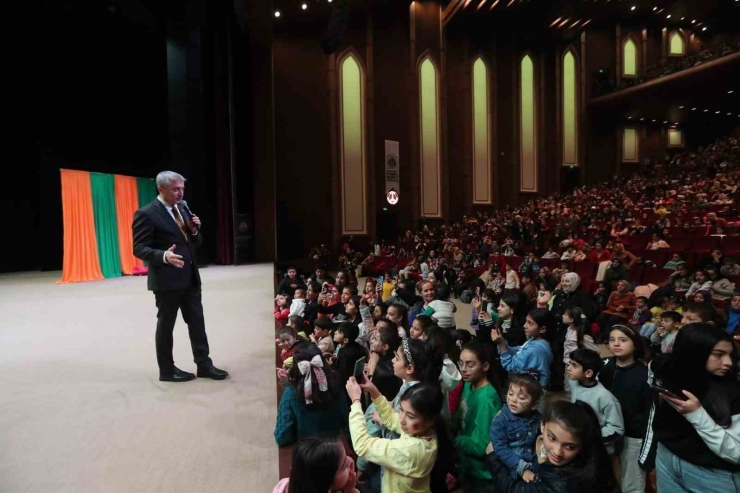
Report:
58,170,104,284
114,175,144,275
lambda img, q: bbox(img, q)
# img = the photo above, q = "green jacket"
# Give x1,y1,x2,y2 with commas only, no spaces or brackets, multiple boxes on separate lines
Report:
453,381,502,481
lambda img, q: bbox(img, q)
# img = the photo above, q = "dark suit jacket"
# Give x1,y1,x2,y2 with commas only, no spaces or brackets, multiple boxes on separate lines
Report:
133,199,202,291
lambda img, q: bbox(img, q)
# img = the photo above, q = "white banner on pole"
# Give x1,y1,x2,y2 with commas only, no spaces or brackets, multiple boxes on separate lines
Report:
384,140,400,204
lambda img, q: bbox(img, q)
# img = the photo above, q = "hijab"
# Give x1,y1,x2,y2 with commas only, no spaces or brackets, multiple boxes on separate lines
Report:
562,272,581,293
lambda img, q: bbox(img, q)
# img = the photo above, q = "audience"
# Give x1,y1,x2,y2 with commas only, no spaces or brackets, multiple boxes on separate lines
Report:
273,134,740,492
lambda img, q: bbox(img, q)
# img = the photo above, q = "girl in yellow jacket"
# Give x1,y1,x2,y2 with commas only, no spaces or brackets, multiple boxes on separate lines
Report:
346,376,443,493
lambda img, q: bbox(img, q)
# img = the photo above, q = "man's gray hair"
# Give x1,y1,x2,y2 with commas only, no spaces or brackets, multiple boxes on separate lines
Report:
156,171,186,188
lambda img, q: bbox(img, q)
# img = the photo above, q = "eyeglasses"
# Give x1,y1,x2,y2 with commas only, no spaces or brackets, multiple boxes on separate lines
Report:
457,361,480,371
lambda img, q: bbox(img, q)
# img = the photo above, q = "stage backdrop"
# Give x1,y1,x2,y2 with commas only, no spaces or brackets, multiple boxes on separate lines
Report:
58,169,158,284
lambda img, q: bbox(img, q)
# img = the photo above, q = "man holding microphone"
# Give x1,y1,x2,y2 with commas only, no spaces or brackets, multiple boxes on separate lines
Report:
133,171,228,382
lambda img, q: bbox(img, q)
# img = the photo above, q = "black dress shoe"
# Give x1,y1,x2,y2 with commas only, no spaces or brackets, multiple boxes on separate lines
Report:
159,366,195,382
197,365,229,380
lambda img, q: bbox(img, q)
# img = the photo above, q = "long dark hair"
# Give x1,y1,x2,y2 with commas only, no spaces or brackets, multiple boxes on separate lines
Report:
527,308,558,343
400,383,454,493
460,339,502,394
287,343,340,406
564,306,588,349
398,337,443,384
658,323,738,426
501,291,528,322
543,400,618,493
288,436,344,493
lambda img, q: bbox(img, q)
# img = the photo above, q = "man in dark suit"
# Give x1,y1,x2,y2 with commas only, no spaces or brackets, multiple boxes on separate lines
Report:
133,171,228,382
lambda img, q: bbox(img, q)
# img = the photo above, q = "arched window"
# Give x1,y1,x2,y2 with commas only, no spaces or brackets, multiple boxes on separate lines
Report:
419,56,441,217
562,49,578,166
338,51,367,234
669,31,685,56
472,56,491,204
623,37,638,77
520,54,537,192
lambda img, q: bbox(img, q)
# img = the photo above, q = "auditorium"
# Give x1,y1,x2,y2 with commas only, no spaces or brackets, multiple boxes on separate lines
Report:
2,1,739,492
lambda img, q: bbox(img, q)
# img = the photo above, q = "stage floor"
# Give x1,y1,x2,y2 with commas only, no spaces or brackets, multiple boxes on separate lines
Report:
0,264,279,493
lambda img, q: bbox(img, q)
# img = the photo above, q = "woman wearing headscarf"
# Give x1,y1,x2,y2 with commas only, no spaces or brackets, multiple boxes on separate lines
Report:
603,257,629,294
549,272,599,391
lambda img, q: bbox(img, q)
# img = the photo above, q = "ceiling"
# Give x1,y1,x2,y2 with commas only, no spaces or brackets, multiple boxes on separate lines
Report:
444,0,740,40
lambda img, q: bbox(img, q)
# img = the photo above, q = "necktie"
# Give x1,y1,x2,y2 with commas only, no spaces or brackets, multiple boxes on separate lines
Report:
172,206,189,242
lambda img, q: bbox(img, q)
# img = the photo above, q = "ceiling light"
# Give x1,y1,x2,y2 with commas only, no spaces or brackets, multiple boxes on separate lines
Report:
663,121,668,124
631,6,636,11
729,90,734,94
652,119,656,122
302,3,307,10
653,7,658,11
729,113,733,116
703,27,707,31
692,107,697,110
704,109,709,112
274,10,280,18
716,111,721,114
681,17,685,20
679,106,684,109
675,122,679,125
666,15,671,19
691,20,696,24
640,118,645,121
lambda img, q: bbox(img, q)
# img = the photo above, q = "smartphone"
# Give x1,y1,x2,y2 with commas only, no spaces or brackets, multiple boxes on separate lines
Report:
322,285,328,294
653,385,683,400
481,300,490,313
353,356,367,384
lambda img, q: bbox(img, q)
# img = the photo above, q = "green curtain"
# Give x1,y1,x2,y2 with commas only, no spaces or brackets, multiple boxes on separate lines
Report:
137,177,158,208
90,173,122,278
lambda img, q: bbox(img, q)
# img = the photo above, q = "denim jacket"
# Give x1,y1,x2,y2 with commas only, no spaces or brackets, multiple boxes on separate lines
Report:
489,405,542,478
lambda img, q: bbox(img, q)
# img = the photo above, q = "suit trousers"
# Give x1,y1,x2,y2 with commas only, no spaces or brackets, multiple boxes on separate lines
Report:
154,285,212,373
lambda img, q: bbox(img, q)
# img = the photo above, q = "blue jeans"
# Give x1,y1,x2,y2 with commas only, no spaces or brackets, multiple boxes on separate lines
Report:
640,322,658,339
656,443,740,493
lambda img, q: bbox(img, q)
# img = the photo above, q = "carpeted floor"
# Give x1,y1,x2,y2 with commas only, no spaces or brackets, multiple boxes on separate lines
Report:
0,265,278,493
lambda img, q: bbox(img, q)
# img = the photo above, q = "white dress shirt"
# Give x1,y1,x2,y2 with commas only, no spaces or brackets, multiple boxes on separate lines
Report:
157,196,197,264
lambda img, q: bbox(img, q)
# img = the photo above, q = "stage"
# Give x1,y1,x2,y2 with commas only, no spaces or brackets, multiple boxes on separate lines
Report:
0,264,278,493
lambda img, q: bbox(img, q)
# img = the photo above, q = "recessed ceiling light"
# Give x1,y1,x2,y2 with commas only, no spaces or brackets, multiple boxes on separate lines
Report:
274,10,280,17
716,111,721,114
631,6,636,11
681,17,685,20
675,122,679,125
640,118,645,121
691,20,696,23
663,121,668,124
653,7,658,11
302,3,307,10
729,91,735,94
628,117,632,119
704,109,709,112
703,27,707,31
692,107,697,110
679,106,684,109
729,113,733,116
667,15,672,19
652,119,656,122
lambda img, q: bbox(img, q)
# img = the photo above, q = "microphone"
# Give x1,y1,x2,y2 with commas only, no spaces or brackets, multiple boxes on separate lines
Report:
180,200,200,231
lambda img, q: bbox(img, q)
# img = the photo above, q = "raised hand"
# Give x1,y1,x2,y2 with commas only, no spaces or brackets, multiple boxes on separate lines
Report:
165,244,184,268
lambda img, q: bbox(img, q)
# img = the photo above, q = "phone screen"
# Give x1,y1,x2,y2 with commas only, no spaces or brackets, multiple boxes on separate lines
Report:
353,356,367,384
653,385,683,400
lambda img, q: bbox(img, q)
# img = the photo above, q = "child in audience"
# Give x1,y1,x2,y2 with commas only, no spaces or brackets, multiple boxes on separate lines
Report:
503,263,521,296
277,326,298,367
536,282,552,309
628,296,651,332
592,282,608,310
289,288,306,318
332,322,368,393
596,280,637,332
274,294,290,322
425,326,462,420
484,292,527,347
640,295,671,339
310,317,335,356
409,314,433,340
650,310,681,354
288,315,308,341
346,379,443,493
685,269,713,299
721,256,740,276
366,320,403,404
273,436,358,493
681,301,720,325
421,283,457,329
562,306,599,397
486,400,619,493
386,303,410,337
492,308,554,388
381,273,395,302
453,340,503,492
489,372,542,482
663,253,683,270
542,247,560,259
599,325,650,493
726,293,740,335
274,343,348,447
490,271,505,296
567,349,624,455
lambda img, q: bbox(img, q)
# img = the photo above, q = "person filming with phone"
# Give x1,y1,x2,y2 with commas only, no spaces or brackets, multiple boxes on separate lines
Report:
640,323,740,492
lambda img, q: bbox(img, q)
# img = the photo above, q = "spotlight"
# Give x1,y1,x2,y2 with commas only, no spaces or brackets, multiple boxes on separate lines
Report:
302,3,307,10
274,10,280,17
